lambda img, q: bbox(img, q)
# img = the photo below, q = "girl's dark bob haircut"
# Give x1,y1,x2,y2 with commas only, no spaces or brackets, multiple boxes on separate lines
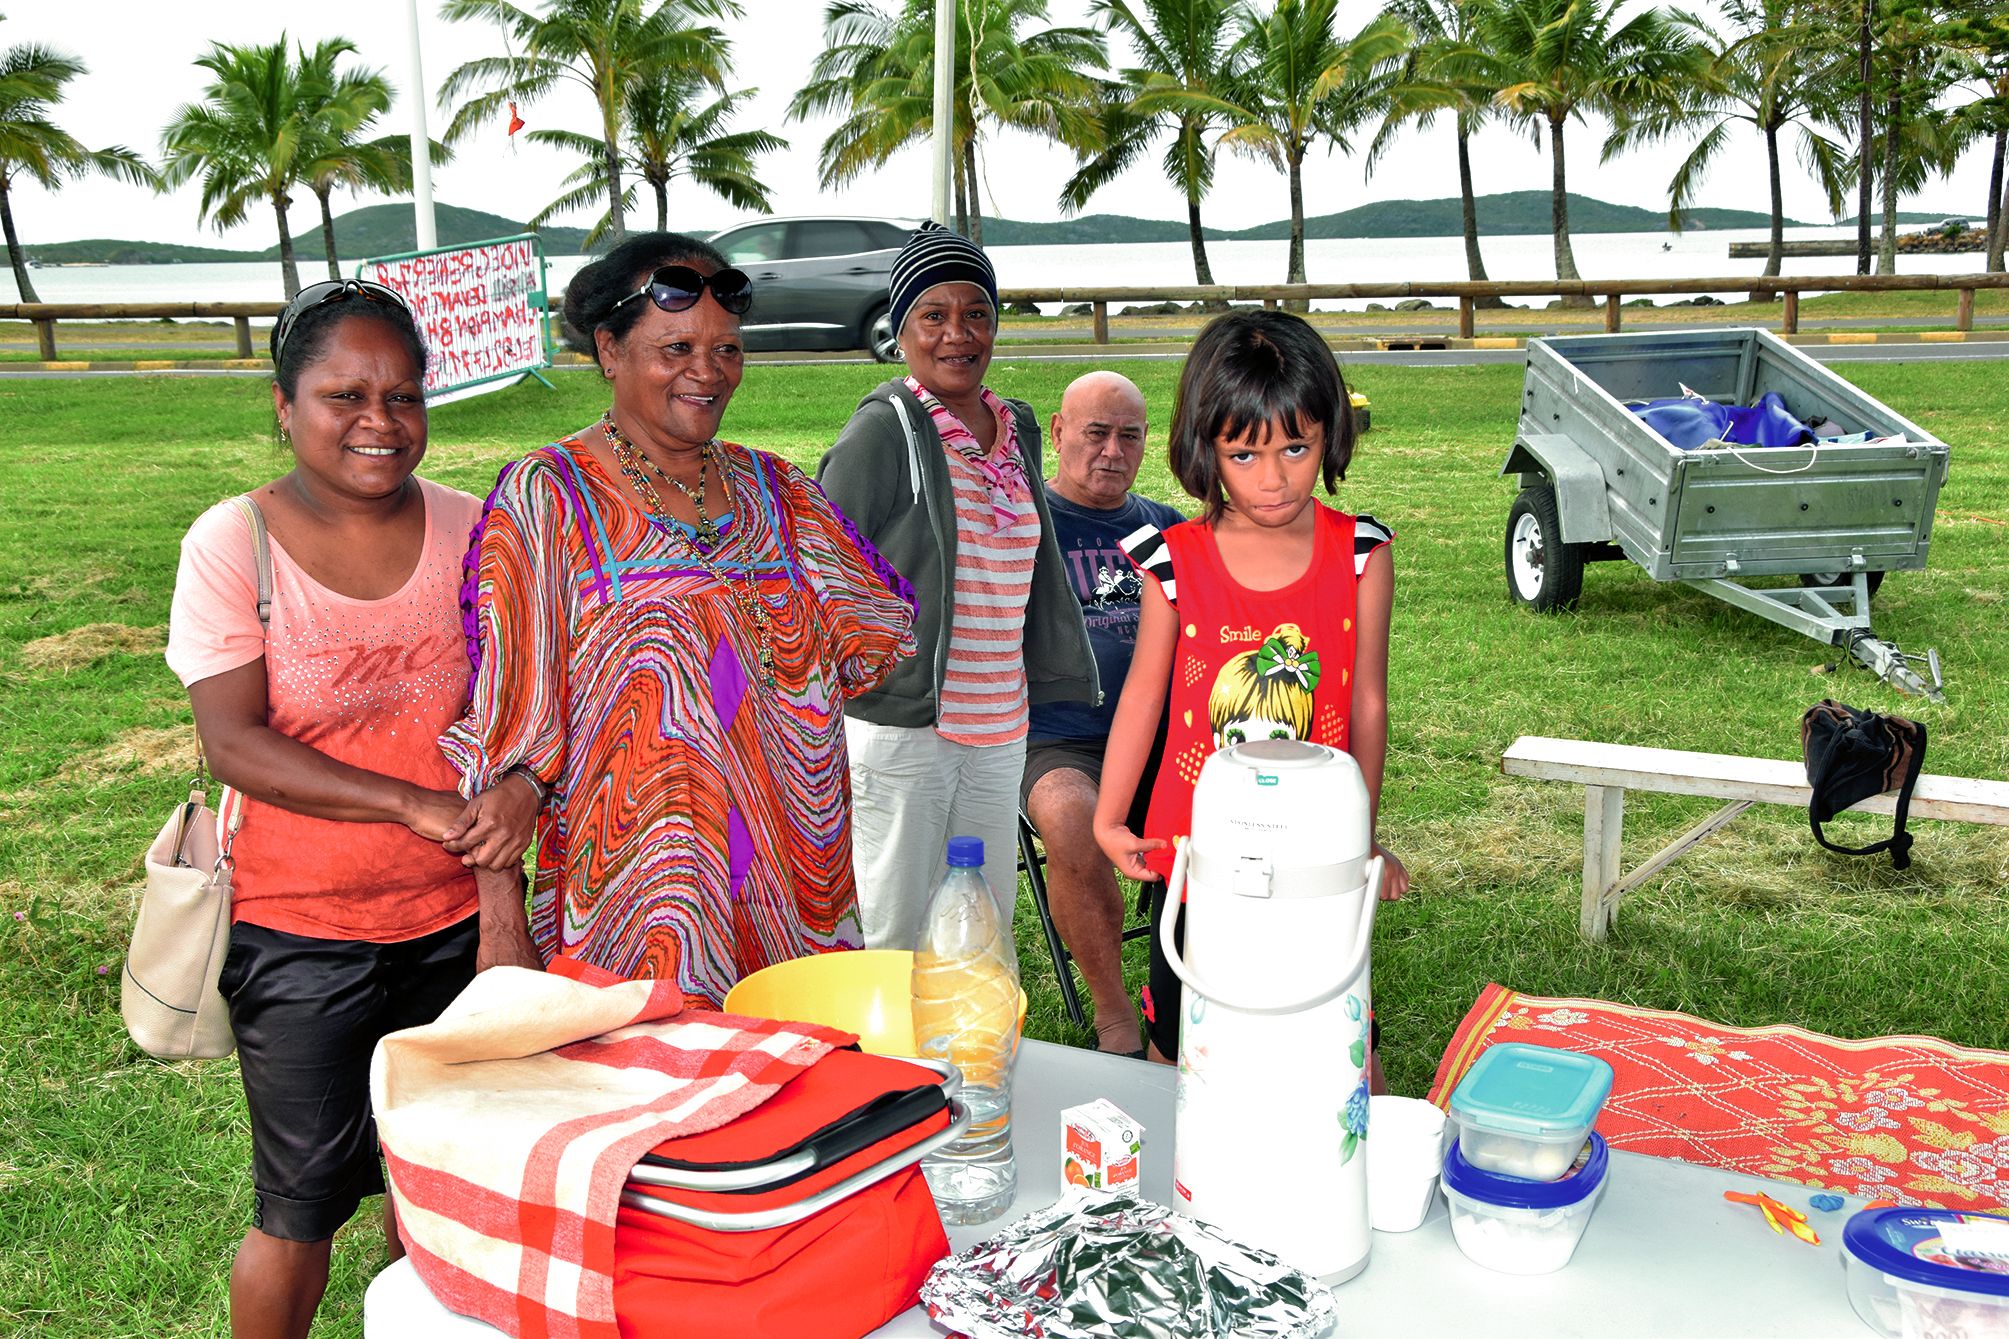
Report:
1167,309,1355,520
560,230,733,356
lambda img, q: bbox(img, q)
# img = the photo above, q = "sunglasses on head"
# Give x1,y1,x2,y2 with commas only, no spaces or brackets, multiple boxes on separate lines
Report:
612,264,755,317
271,279,411,362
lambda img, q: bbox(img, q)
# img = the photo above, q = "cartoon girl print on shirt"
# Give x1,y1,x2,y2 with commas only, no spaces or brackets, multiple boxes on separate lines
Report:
1207,623,1320,749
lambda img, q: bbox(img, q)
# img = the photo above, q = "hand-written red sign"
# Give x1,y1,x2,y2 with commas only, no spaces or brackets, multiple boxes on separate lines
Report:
358,238,548,400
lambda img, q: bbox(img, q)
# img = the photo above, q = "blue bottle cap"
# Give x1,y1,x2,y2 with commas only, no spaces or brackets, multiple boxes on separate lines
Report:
946,836,985,868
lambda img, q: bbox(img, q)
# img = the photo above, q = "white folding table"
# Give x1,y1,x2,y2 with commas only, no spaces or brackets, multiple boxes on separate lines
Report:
366,1038,1871,1338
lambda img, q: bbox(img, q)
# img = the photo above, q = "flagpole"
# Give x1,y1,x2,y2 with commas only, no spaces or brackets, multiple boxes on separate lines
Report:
406,0,438,251
931,0,954,227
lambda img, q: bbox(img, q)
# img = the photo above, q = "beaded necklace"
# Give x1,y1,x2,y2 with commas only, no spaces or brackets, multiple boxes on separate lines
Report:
603,414,777,689
602,410,729,548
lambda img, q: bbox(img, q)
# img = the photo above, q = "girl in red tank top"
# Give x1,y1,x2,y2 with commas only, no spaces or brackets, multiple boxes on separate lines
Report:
1092,310,1408,1067
1093,309,1409,897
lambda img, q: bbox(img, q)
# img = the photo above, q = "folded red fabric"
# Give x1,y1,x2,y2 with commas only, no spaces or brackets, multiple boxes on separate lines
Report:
373,959,855,1339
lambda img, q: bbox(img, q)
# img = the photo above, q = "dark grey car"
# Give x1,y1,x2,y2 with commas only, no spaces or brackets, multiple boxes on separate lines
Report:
710,216,915,362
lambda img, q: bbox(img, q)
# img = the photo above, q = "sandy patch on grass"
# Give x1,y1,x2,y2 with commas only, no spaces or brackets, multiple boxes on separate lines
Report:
19,623,164,670
54,723,199,785
13,564,122,598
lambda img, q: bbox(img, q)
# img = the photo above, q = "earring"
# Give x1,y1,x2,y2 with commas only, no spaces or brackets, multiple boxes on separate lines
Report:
602,365,614,380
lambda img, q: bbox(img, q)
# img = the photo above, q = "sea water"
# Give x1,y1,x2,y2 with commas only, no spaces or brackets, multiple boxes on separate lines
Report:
4,225,1987,314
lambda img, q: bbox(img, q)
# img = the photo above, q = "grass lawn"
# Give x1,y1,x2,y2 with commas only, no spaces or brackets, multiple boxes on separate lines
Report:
2,355,2005,1334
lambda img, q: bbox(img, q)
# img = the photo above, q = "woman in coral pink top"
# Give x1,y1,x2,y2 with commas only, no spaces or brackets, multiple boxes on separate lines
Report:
165,281,533,1339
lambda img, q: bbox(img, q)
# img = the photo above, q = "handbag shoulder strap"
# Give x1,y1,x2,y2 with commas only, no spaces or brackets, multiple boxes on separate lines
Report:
213,495,272,861
233,495,274,629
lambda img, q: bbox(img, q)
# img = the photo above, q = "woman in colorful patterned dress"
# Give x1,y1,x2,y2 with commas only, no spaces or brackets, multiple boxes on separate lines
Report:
440,233,916,1005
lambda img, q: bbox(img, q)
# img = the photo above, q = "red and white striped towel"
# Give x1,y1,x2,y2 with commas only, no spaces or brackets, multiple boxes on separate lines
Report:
371,959,854,1339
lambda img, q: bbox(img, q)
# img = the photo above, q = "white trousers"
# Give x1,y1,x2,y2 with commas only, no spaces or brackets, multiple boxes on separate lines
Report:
845,717,1025,951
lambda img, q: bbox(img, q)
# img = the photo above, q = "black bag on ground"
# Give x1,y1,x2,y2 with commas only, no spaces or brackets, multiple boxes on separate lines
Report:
1800,700,1926,870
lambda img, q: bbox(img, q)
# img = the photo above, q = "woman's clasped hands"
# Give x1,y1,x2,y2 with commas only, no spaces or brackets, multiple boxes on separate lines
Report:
439,773,541,870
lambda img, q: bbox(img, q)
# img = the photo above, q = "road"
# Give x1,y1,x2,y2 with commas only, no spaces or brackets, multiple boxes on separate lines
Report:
2,339,2005,382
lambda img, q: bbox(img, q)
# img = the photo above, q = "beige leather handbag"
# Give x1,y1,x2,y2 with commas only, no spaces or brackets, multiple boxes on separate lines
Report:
122,496,269,1059
126,777,243,1058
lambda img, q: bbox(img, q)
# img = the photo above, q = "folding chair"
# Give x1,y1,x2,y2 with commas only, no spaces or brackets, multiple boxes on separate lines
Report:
1016,811,1150,1030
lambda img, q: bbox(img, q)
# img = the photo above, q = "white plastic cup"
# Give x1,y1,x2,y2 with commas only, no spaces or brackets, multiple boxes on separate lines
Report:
1368,1096,1448,1233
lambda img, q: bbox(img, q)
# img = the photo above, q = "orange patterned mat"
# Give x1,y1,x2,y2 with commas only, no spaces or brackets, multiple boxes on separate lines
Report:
1426,984,2009,1212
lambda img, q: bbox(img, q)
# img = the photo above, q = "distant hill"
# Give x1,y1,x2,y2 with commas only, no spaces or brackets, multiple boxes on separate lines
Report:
30,190,1871,266
26,238,266,265
27,201,600,266
1835,210,1970,226
269,201,598,260
1216,191,1796,241
978,213,1199,246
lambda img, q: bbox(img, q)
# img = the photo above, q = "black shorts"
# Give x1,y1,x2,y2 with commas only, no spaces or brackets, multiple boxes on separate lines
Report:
219,916,478,1242
1019,738,1108,813
1143,882,1381,1062
1019,735,1158,834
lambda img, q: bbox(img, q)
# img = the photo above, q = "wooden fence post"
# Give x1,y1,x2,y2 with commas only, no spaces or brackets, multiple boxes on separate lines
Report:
1782,290,1799,335
1458,296,1475,340
1091,301,1109,345
1957,288,1975,333
33,319,57,361
1603,294,1621,334
1263,297,1278,311
233,316,255,359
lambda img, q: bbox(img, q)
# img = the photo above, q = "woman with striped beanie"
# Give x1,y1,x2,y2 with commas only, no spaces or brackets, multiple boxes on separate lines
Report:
818,223,1096,949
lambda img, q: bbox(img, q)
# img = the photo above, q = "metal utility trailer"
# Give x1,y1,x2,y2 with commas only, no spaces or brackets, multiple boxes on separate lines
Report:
1500,328,1949,700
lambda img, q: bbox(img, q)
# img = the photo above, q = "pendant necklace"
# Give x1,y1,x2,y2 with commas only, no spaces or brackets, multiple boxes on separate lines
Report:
603,413,776,689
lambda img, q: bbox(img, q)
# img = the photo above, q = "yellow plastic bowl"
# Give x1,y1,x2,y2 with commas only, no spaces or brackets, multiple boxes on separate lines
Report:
724,949,1027,1058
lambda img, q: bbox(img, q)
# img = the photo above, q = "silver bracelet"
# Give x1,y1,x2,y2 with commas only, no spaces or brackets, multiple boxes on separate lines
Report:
504,765,549,807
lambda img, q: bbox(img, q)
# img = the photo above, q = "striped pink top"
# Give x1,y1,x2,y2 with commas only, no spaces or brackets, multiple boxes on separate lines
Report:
906,376,1038,746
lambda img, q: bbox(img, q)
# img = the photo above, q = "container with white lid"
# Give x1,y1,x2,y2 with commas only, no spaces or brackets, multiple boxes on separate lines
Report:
1448,1042,1614,1181
1440,1132,1608,1275
1840,1207,2009,1337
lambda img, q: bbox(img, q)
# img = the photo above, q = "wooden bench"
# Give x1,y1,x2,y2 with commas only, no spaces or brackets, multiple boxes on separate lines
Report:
1501,736,2009,940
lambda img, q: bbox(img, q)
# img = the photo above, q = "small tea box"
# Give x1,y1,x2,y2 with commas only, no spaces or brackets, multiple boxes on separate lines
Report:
1061,1098,1142,1193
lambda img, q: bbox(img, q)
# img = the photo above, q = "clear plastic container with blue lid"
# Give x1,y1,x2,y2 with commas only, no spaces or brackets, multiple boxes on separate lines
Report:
1440,1132,1610,1274
1840,1207,2009,1337
1448,1042,1614,1180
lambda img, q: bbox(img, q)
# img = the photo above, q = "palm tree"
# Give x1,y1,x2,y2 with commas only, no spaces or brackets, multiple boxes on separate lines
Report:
0,16,153,303
293,39,427,281
160,36,349,298
1061,0,1240,290
527,76,783,244
1861,0,1964,273
439,0,740,245
1472,0,1701,300
1604,0,1850,277
1141,0,1410,289
1933,0,2005,269
1370,0,1503,300
790,0,1106,245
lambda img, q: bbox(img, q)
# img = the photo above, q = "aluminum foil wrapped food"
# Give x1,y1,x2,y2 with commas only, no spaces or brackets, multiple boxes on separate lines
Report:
918,1192,1339,1339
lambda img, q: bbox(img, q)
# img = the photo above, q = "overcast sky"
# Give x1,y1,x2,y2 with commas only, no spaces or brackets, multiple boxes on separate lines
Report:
11,0,1994,251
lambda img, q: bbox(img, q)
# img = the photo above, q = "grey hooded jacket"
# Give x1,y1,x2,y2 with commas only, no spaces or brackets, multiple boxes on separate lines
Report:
817,379,1098,729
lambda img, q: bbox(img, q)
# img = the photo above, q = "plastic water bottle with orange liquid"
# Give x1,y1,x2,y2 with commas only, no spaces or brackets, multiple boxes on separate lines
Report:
912,836,1021,1224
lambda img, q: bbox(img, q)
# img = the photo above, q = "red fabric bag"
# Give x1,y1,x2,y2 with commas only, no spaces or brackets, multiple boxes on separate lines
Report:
613,1048,956,1339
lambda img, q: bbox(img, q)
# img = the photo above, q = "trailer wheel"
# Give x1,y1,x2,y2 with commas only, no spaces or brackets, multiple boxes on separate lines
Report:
1799,570,1885,598
1506,484,1583,612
